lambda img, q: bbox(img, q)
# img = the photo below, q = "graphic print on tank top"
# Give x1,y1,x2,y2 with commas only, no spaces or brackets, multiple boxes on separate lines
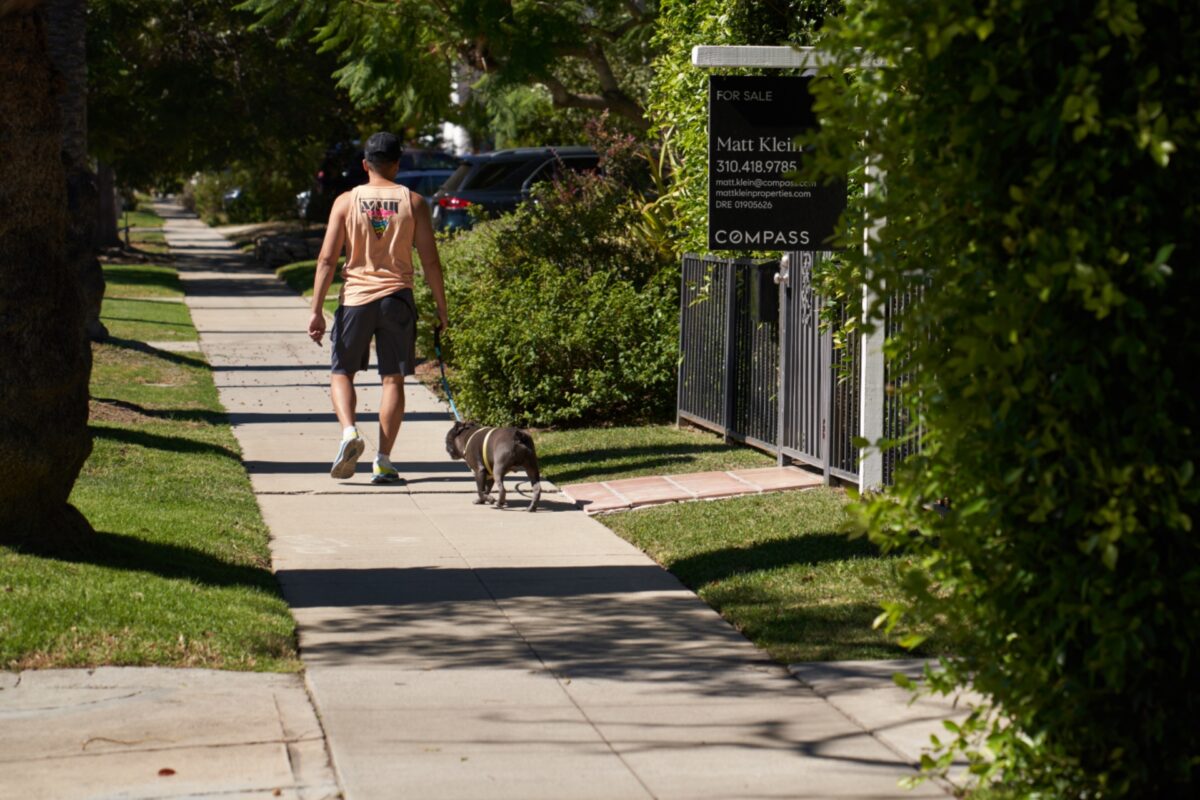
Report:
360,197,400,239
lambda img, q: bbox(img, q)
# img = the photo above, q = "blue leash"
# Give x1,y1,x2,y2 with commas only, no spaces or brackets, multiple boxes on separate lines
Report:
434,328,462,422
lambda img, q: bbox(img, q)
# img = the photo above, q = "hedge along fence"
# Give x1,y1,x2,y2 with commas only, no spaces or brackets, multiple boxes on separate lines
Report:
413,133,679,428
808,1,1199,796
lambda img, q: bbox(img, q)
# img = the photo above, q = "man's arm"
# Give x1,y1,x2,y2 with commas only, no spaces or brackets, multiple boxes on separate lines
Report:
412,195,449,330
309,194,349,344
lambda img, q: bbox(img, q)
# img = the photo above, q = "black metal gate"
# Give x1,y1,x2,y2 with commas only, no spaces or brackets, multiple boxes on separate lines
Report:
677,255,780,453
677,252,862,484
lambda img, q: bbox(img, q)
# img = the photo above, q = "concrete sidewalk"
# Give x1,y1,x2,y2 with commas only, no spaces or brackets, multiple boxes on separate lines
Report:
0,669,338,799
155,202,965,800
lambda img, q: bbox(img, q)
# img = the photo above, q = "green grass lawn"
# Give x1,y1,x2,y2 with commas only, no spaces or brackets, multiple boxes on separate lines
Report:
122,205,165,230
98,293,196,343
113,202,170,255
538,427,950,663
277,259,340,315
536,424,776,485
0,262,299,672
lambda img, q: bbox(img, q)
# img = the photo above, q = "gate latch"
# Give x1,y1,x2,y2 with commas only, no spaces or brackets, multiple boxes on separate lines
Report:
774,253,791,287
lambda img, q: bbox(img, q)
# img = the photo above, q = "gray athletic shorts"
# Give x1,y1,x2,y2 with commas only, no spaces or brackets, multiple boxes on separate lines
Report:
330,289,417,377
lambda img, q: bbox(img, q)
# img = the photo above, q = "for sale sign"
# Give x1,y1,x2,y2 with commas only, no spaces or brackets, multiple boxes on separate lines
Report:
708,75,845,251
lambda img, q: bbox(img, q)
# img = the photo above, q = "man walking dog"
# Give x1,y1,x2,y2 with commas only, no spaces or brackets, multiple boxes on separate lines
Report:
308,131,449,484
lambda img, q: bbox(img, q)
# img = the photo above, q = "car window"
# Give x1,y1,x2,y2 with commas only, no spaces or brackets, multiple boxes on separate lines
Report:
440,163,472,193
400,151,459,170
395,172,452,196
526,155,601,187
416,174,449,195
463,161,528,190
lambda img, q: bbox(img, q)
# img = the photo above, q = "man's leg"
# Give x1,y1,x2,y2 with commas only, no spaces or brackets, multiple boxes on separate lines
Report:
370,292,415,485
329,370,365,479
328,299,371,481
378,373,405,457
331,372,358,428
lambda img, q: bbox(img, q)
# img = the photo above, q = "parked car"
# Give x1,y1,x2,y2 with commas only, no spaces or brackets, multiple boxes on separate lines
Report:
430,146,600,233
298,142,458,221
392,169,454,202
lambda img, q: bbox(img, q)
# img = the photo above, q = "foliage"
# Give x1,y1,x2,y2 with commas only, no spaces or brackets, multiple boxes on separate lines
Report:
429,126,679,427
807,1,1200,795
183,167,303,225
87,0,358,190
647,0,842,253
465,82,591,150
239,0,661,134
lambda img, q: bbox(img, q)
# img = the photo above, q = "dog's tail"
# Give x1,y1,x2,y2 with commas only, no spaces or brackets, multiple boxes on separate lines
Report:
514,430,541,512
513,429,535,451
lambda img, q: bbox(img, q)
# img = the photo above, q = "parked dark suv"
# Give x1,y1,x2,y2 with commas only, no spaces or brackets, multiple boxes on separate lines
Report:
431,146,600,232
298,142,459,221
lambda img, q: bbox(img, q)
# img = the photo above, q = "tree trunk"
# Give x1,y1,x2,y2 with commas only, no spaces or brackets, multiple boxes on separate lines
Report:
95,160,120,247
0,2,94,548
44,0,107,341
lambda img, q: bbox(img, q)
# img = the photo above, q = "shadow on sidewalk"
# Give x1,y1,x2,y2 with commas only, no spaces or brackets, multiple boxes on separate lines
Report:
229,410,450,425
245,459,471,475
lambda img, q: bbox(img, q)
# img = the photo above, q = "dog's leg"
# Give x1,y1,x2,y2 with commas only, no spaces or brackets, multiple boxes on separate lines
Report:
484,475,496,503
493,459,509,508
525,460,542,513
473,468,490,505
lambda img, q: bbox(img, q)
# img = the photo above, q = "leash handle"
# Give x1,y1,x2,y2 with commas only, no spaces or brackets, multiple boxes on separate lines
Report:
433,327,463,422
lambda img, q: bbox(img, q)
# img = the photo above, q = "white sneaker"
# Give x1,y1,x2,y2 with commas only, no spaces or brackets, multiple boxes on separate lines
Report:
330,435,364,479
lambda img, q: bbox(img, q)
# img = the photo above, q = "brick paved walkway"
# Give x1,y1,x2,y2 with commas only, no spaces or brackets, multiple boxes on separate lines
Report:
562,466,824,514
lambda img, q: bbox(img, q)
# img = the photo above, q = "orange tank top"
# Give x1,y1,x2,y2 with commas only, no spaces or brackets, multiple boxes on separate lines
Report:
339,183,417,306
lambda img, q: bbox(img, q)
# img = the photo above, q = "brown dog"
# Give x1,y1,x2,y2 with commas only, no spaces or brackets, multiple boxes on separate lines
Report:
445,421,542,511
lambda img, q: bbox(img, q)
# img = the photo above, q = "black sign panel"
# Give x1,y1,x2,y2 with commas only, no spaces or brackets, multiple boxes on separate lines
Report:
708,75,845,251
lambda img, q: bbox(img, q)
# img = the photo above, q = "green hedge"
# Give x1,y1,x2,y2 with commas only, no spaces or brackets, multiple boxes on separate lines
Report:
809,1,1199,795
183,165,302,225
418,133,679,427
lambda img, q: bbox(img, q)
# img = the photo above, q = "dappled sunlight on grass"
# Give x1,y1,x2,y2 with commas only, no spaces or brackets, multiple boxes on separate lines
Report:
603,489,950,663
537,424,775,484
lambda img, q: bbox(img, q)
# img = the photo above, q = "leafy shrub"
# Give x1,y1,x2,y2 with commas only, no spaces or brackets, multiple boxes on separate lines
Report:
422,126,679,427
183,165,301,225
451,257,678,426
809,1,1200,795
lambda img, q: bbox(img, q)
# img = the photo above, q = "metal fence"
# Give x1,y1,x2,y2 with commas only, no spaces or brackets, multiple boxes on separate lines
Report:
677,254,780,452
881,283,924,486
677,252,870,484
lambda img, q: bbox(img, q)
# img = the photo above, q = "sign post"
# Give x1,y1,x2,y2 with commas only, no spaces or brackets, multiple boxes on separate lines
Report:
707,75,845,252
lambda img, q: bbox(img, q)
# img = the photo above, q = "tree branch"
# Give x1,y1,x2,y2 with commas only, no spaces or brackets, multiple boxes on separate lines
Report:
541,72,647,131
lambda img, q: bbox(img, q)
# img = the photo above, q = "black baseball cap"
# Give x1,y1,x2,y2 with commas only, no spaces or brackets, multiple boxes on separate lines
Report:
363,131,401,164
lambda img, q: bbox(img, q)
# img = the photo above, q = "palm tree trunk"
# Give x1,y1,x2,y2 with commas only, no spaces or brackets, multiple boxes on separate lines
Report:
0,1,95,547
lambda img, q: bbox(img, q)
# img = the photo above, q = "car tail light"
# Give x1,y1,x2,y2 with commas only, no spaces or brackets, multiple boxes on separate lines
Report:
317,170,325,179
438,196,472,210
